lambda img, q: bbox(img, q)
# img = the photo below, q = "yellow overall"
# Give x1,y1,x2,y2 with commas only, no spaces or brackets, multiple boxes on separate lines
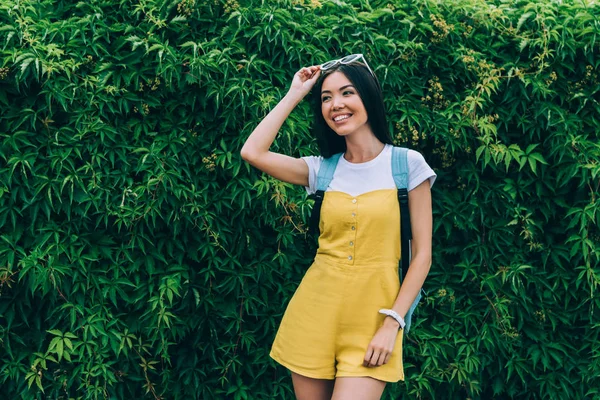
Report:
270,189,404,382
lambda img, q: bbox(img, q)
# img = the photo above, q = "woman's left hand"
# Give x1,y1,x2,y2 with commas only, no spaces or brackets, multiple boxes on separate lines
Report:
363,319,400,367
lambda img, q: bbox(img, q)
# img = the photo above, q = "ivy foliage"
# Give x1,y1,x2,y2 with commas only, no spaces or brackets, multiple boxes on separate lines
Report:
0,0,599,398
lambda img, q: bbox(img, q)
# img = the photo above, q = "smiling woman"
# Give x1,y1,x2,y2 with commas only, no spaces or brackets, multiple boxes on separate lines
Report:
240,55,436,400
321,79,369,135
311,62,392,159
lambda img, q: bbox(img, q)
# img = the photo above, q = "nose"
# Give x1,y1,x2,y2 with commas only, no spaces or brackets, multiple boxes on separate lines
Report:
332,95,345,110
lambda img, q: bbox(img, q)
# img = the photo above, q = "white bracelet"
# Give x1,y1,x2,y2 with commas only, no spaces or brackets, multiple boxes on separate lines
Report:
378,308,405,330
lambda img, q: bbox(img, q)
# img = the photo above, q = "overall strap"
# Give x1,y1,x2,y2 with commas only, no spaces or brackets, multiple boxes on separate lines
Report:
308,153,343,235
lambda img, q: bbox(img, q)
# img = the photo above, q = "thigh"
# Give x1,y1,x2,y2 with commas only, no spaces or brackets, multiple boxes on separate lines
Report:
291,372,335,400
331,376,386,400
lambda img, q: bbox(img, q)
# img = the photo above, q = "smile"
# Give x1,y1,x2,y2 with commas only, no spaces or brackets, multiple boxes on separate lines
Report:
333,114,352,122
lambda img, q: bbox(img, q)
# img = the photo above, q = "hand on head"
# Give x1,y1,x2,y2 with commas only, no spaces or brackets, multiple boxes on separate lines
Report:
288,65,321,100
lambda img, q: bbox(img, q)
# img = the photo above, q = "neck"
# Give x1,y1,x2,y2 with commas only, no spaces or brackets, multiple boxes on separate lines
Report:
343,129,385,163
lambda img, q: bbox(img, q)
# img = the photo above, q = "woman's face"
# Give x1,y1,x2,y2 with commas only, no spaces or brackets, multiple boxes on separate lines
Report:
320,71,369,136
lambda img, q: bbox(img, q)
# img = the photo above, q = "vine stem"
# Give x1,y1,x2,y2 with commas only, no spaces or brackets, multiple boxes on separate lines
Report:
223,279,246,377
134,347,162,400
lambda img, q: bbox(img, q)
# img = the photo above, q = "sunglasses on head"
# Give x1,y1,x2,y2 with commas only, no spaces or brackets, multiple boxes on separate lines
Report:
319,54,375,78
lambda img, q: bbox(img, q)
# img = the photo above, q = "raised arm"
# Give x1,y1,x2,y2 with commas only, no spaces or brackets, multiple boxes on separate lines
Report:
240,66,321,186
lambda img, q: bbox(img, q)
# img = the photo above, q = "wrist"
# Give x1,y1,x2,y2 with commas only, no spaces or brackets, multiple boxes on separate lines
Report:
378,308,405,330
383,316,401,330
284,91,305,105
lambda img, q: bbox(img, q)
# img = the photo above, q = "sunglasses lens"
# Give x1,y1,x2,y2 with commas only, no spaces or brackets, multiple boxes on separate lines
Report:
341,54,361,63
321,61,337,70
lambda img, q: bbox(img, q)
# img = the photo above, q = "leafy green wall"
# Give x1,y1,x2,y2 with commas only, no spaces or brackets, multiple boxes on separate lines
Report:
0,0,598,398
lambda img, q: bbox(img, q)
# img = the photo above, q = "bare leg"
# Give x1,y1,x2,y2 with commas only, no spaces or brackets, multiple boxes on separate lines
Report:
331,377,386,400
291,371,335,400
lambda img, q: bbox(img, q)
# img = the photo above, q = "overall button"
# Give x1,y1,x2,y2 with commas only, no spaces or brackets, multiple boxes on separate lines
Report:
349,241,354,246
351,226,355,230
351,212,356,217
352,199,357,204
348,256,353,260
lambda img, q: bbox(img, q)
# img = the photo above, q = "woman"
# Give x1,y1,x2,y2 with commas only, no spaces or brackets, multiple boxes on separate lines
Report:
240,55,436,400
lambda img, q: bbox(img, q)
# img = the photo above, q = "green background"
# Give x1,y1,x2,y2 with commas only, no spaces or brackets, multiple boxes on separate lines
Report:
0,0,599,398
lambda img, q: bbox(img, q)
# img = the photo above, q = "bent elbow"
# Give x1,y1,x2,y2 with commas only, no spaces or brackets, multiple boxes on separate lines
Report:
240,147,254,163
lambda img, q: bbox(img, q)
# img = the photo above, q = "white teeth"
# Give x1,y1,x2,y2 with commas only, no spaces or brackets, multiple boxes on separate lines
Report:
334,115,351,122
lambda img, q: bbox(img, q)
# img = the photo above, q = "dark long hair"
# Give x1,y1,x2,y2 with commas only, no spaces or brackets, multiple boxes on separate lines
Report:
310,62,393,158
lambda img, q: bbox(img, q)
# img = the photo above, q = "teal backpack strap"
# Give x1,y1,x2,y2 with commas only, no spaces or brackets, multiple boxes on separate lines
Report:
316,153,342,192
391,147,423,334
391,147,410,282
391,146,409,189
308,153,343,235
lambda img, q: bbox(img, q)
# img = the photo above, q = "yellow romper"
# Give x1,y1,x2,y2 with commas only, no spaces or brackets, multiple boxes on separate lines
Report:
270,189,404,382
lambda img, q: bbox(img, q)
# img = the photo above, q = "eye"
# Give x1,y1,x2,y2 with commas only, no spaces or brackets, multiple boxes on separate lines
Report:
321,95,331,102
343,90,354,95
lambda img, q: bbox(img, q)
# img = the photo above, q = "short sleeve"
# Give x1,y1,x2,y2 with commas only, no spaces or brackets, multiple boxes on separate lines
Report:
301,155,323,195
407,150,437,191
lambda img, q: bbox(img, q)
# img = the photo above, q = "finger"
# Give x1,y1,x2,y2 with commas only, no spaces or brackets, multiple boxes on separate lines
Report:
309,69,321,80
363,348,374,367
377,351,388,366
303,68,317,81
368,350,381,368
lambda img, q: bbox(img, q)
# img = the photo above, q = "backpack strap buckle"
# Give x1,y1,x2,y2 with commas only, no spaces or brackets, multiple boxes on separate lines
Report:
312,190,324,202
397,187,408,206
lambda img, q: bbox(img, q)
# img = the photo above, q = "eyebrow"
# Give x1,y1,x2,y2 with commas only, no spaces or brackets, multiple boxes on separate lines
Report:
321,84,355,95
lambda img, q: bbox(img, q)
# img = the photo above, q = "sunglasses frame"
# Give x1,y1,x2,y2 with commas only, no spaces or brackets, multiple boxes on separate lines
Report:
319,54,375,78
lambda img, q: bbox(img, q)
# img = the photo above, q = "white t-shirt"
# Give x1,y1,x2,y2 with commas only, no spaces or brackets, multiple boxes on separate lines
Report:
301,144,437,197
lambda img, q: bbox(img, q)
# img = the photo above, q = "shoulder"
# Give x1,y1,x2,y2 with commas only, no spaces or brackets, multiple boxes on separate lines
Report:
393,147,437,191
407,149,427,165
301,155,324,171
300,155,325,195
389,146,428,166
